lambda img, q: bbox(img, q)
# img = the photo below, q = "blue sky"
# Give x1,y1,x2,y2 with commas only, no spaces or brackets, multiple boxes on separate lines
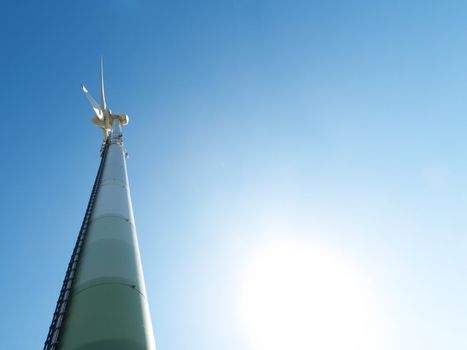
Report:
1,0,467,349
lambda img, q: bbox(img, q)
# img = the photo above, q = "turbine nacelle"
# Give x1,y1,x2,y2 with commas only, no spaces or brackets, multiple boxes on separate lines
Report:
82,58,129,142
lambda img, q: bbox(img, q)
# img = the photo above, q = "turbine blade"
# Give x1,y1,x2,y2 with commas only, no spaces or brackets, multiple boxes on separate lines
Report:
100,56,107,111
82,84,103,120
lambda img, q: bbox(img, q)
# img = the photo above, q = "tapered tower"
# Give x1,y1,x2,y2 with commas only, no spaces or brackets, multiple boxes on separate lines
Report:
44,60,156,350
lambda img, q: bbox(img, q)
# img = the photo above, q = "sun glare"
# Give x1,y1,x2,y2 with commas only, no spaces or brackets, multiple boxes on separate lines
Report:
238,240,384,350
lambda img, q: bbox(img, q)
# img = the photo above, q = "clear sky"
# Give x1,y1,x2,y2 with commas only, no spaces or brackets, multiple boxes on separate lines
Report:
1,0,467,349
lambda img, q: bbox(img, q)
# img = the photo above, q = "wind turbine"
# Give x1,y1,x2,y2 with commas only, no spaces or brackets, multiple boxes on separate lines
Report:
44,59,156,350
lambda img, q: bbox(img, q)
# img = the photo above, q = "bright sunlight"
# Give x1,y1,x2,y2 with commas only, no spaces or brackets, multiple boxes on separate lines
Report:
238,240,385,350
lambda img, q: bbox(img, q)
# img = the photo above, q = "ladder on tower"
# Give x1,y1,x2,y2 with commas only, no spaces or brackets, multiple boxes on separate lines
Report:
43,140,110,350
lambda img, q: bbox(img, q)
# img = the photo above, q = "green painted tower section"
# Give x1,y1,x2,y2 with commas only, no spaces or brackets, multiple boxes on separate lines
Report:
44,64,156,350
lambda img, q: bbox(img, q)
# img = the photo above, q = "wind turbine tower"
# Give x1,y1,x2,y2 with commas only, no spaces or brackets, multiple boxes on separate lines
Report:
44,60,157,350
